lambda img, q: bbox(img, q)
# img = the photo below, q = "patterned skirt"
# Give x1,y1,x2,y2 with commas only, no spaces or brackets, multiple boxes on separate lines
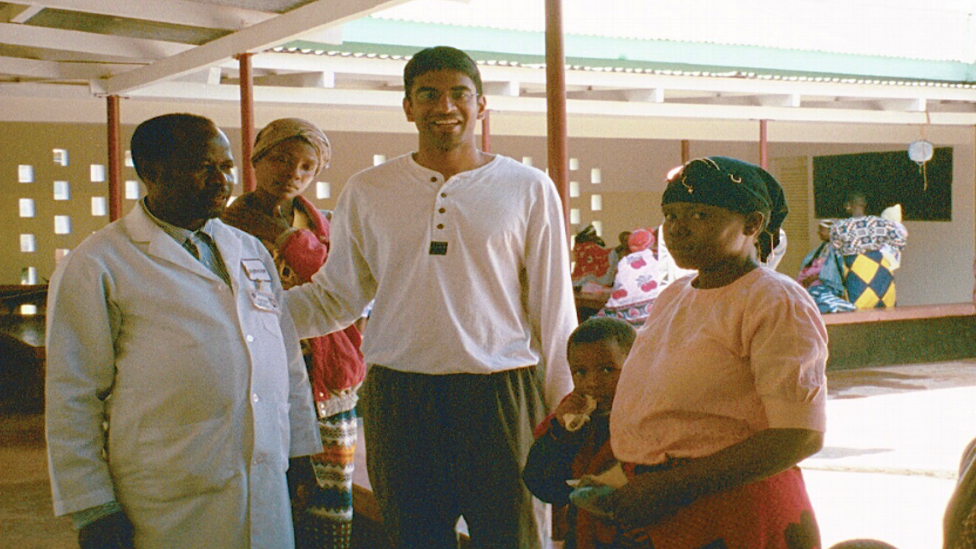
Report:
294,409,358,549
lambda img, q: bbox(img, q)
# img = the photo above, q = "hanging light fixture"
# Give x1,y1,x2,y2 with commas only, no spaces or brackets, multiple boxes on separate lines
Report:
907,111,934,191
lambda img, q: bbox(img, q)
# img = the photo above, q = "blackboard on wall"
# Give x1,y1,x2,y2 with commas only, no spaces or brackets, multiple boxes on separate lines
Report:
813,147,952,221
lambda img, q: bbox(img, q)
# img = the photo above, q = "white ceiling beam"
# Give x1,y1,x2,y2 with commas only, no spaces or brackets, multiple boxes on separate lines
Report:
477,64,976,103
0,55,140,79
0,55,61,78
230,54,976,105
96,0,413,95
235,52,408,77
295,26,343,45
124,81,406,108
255,71,334,88
876,98,927,111
172,67,224,85
756,93,802,107
621,88,664,103
15,0,275,29
10,5,44,23
113,81,976,126
0,81,92,98
483,80,519,96
0,23,193,59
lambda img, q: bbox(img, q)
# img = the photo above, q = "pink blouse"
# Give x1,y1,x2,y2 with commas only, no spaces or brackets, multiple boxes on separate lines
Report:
610,268,827,465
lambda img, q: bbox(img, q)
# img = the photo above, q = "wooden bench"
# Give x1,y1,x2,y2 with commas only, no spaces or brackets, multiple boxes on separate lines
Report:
577,287,976,370
823,303,976,370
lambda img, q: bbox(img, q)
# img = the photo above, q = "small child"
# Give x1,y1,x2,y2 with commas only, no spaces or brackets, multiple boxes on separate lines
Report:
522,317,636,549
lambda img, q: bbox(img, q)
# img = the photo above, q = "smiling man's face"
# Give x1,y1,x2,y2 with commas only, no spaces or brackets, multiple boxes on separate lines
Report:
403,69,486,152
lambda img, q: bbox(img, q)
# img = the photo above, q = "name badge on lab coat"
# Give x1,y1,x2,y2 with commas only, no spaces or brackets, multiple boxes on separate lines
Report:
241,258,272,282
249,288,278,312
242,258,277,312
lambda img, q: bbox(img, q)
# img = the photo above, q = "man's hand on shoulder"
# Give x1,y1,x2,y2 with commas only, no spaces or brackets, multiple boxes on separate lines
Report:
78,511,134,549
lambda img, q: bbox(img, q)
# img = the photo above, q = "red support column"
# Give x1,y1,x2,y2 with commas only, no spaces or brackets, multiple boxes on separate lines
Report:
237,53,256,192
545,0,569,230
759,119,769,169
107,95,123,221
681,139,690,164
481,109,491,153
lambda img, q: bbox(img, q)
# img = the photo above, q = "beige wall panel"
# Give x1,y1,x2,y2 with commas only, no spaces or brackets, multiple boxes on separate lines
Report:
2,96,973,306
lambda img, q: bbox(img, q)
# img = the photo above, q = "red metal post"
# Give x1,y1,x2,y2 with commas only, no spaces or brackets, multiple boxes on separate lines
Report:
481,109,491,153
759,119,769,169
545,0,569,229
107,95,123,221
237,53,256,192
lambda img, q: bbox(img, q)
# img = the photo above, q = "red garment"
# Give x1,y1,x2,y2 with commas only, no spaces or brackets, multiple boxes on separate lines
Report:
620,467,820,549
571,441,619,549
243,195,366,406
572,241,612,281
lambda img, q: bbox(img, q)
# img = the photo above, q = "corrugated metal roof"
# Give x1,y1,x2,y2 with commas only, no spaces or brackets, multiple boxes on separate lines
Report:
370,0,976,63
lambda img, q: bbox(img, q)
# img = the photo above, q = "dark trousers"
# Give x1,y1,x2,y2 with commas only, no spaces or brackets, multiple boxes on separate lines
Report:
360,365,549,549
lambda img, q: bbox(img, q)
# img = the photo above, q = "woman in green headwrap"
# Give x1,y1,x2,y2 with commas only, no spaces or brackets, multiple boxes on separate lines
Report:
603,157,828,548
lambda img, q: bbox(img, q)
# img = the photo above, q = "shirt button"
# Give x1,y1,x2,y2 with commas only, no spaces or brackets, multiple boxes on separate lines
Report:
437,224,444,229
252,393,259,403
438,208,446,214
246,335,254,342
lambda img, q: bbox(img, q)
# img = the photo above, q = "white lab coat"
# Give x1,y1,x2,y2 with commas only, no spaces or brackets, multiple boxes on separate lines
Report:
45,204,321,549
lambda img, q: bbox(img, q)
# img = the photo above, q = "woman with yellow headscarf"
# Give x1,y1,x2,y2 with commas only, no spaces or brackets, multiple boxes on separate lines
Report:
223,118,364,549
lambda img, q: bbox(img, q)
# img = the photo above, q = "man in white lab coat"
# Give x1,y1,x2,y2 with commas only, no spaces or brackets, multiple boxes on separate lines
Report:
45,113,321,549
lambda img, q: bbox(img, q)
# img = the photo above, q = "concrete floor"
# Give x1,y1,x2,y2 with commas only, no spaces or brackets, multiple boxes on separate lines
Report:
2,359,975,549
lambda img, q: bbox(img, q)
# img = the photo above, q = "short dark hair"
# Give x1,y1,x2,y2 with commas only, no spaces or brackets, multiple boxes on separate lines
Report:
844,190,869,208
403,46,482,98
131,113,215,183
567,317,637,356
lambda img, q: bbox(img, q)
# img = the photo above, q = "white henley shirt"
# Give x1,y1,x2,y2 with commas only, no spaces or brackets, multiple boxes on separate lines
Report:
285,153,577,408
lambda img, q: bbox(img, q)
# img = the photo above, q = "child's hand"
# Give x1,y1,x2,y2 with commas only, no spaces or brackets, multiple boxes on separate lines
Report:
554,393,597,430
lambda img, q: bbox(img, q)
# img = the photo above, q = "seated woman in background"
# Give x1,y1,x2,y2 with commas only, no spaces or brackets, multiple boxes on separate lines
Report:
797,219,855,314
572,224,614,290
830,192,908,309
598,228,662,327
222,118,365,549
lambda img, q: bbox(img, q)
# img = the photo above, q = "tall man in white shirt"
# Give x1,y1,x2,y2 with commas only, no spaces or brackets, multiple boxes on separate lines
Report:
45,113,321,549
285,46,578,548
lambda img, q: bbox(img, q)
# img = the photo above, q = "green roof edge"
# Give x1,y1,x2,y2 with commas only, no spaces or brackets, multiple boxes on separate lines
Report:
279,17,976,83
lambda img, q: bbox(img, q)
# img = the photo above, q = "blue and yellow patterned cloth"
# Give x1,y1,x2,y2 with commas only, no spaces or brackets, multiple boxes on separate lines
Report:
831,215,907,309
842,250,896,309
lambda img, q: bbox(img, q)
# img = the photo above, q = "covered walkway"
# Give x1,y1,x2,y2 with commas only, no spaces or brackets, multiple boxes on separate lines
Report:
3,359,974,549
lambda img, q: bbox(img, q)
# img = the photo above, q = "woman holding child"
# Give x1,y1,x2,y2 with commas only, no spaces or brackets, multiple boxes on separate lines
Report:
222,118,365,549
605,157,828,548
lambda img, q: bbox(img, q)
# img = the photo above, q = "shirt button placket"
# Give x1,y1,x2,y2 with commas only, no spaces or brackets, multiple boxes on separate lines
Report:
435,184,448,231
